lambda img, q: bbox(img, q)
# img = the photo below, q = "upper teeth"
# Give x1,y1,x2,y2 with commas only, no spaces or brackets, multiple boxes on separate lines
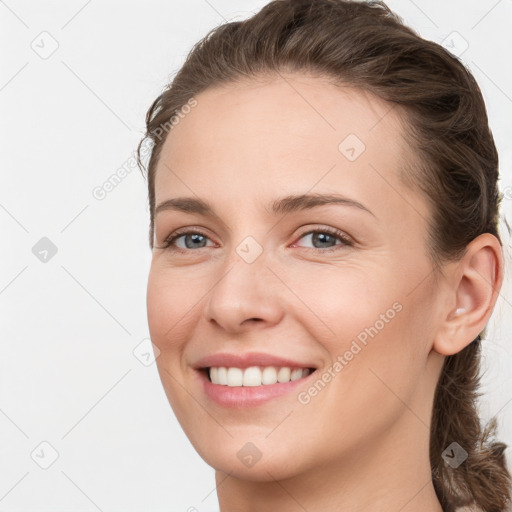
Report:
209,366,311,386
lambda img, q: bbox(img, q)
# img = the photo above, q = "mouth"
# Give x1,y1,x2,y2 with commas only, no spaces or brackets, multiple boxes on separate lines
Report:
195,365,320,408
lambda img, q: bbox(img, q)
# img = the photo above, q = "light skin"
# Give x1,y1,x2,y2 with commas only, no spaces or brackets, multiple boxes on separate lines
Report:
146,73,503,511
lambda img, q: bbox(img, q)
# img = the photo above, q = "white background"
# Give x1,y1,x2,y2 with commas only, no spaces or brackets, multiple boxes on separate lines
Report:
1,1,511,510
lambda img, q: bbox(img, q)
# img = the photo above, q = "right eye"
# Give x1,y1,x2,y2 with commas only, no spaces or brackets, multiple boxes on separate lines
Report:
158,229,214,251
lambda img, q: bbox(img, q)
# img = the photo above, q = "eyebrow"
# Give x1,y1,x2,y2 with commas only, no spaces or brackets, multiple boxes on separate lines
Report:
155,193,375,219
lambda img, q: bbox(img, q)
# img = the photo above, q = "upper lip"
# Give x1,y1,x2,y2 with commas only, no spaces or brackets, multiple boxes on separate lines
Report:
193,352,317,370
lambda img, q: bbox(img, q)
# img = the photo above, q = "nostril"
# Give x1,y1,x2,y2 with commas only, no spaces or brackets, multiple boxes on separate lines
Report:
244,318,263,325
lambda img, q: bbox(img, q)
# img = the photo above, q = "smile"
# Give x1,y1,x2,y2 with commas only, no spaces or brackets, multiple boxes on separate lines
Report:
197,366,318,408
208,366,314,386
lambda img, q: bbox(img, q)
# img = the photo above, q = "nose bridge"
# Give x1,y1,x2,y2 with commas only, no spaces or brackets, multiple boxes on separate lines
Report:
204,240,284,332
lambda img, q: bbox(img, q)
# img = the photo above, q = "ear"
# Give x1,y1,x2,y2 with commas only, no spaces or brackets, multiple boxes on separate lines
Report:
433,233,504,356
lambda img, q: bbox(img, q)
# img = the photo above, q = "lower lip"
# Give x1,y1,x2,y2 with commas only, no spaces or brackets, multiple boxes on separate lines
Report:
197,368,317,408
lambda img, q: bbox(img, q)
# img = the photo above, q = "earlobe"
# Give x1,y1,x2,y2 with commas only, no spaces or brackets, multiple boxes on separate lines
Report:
432,233,503,357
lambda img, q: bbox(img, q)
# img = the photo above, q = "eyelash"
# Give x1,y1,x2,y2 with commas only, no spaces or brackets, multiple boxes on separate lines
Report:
158,226,353,253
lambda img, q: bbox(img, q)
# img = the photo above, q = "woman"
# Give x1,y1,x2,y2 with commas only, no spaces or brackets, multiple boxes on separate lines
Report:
137,0,511,510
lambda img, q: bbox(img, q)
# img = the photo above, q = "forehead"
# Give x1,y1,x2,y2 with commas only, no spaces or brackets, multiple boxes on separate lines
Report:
154,73,421,221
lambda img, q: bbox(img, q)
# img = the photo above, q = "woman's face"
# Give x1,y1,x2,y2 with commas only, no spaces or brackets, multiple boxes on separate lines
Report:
146,74,447,481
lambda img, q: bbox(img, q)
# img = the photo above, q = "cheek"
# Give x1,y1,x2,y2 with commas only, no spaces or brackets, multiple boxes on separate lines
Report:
301,264,428,403
146,263,208,346
330,292,435,433
282,267,419,415
286,264,396,345
146,266,202,420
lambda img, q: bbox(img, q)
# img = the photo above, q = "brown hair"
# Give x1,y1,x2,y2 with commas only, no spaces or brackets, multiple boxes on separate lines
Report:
136,1,511,509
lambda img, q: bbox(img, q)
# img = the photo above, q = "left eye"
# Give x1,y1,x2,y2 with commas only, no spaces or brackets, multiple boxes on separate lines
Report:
158,228,353,252
293,229,353,251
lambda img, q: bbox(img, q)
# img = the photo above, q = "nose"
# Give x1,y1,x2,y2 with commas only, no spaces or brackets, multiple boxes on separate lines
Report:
204,254,285,334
